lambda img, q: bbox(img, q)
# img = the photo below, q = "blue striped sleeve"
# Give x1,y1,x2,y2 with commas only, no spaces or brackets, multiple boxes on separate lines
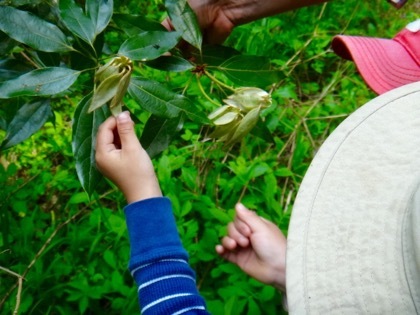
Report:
124,197,209,314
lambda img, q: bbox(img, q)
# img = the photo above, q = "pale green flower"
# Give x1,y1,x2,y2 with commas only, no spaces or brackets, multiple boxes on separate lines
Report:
88,56,133,116
208,87,271,145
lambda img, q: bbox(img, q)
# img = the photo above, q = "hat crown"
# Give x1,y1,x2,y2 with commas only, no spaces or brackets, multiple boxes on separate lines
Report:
394,19,420,66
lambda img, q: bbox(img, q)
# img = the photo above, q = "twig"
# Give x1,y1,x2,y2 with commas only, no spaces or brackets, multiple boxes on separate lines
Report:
19,51,40,69
0,266,24,314
0,209,85,311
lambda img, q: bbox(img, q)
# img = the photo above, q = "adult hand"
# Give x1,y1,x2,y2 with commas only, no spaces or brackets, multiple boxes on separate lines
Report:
163,0,327,44
216,203,287,292
95,111,162,204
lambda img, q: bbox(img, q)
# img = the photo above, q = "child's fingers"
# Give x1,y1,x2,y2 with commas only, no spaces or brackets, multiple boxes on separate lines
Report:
235,203,267,234
115,111,141,151
96,116,117,154
227,222,250,247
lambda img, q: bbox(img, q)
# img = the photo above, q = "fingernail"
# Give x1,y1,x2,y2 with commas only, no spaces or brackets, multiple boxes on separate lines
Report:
118,111,130,122
236,203,248,213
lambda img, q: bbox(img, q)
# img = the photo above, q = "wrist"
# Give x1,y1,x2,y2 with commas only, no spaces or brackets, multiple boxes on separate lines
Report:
121,178,162,204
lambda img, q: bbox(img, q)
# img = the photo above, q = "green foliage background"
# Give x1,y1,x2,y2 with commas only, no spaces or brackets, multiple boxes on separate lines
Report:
0,0,418,314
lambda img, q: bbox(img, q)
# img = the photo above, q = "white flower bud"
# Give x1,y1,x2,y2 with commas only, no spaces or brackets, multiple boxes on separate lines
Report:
224,87,271,112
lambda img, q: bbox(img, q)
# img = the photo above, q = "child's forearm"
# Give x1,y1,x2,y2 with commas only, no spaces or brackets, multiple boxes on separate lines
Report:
125,197,209,314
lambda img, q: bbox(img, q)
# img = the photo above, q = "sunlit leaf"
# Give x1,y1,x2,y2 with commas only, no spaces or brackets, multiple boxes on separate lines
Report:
216,55,283,88
0,99,52,150
140,114,184,158
72,93,109,196
0,6,73,52
118,31,181,61
165,0,202,51
86,0,113,36
59,0,95,45
112,13,166,36
0,67,79,98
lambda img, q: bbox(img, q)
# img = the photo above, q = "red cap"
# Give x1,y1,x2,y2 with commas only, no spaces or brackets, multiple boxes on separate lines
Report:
332,20,420,95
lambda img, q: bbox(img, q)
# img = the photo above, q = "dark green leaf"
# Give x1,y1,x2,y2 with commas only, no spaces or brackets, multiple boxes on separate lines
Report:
0,31,17,55
119,31,181,61
250,119,275,143
112,14,166,36
165,0,202,51
30,51,61,68
0,99,52,150
86,0,113,36
72,93,109,196
0,67,79,98
215,55,283,88
140,114,184,158
194,45,240,66
145,55,194,72
0,6,73,52
168,97,209,124
0,58,33,83
128,77,182,118
59,0,95,45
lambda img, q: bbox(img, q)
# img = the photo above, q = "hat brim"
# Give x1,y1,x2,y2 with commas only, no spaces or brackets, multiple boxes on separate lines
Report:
286,82,420,314
332,35,420,95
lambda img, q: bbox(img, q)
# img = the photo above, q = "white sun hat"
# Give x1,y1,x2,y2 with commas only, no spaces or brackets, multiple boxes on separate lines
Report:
286,81,420,314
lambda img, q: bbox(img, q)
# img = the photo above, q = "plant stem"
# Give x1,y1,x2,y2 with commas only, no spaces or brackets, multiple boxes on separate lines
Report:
203,70,235,92
196,75,220,106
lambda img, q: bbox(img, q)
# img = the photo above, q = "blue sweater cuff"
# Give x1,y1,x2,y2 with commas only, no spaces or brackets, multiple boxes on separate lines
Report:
124,197,188,270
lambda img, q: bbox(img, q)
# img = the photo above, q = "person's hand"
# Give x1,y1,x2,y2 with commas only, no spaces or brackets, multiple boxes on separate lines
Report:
95,111,162,204
162,0,235,44
215,203,286,292
163,0,327,44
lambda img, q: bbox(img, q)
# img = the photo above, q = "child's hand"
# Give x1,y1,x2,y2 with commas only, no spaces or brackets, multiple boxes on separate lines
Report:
95,111,162,204
215,203,286,292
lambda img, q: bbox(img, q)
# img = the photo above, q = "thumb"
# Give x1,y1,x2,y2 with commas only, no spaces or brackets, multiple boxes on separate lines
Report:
116,111,139,150
235,203,267,234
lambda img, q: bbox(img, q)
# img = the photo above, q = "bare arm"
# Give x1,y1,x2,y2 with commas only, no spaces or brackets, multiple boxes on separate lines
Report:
186,0,329,43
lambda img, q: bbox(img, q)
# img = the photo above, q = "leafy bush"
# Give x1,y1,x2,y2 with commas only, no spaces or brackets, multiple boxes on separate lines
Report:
0,0,417,314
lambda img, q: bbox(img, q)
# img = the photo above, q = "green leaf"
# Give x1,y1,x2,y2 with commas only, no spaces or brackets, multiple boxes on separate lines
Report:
128,77,207,123
194,45,240,66
119,31,181,61
250,119,275,143
145,55,194,72
140,114,184,158
168,97,209,124
112,13,166,36
0,99,52,150
86,0,113,36
0,6,73,52
72,93,109,196
165,0,202,51
59,0,95,45
0,67,79,98
128,77,182,118
0,58,33,83
215,55,283,88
